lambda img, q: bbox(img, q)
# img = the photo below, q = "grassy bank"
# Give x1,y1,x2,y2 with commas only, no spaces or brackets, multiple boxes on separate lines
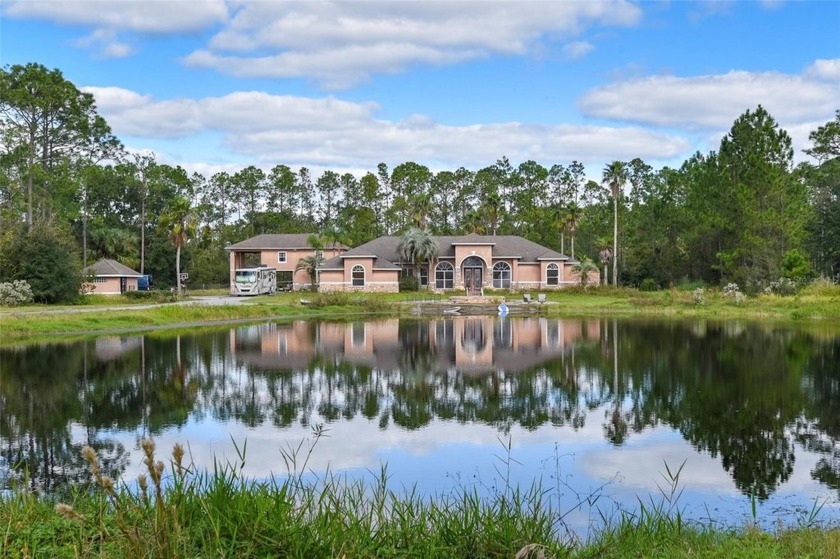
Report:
2,439,838,559
1,284,839,345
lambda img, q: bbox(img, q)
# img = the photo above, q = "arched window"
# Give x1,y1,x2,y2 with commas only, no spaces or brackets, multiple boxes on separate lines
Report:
352,265,365,287
462,255,484,267
546,263,559,286
435,261,454,289
493,262,511,288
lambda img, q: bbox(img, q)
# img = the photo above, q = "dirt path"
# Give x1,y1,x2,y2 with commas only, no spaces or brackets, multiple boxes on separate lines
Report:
0,296,255,316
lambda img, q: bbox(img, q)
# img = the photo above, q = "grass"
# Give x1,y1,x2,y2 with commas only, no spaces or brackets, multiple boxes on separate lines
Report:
2,437,839,559
2,285,840,345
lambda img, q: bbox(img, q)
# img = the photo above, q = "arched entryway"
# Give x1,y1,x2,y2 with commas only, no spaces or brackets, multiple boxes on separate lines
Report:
461,255,485,295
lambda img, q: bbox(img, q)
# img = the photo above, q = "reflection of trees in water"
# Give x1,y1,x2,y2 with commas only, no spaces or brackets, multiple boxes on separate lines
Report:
0,333,201,492
794,337,840,496
613,321,812,500
3,320,840,501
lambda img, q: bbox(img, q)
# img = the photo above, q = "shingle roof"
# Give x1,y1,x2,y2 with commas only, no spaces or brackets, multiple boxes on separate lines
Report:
226,234,349,251
83,259,143,277
324,234,566,266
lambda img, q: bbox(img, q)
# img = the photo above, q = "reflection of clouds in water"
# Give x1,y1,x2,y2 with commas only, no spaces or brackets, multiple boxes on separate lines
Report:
110,405,613,483
67,404,840,534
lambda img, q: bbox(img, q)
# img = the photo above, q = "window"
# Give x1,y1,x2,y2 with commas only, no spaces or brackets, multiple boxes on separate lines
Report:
435,262,454,289
492,262,511,288
278,251,287,263
352,265,365,287
419,266,428,286
546,263,559,286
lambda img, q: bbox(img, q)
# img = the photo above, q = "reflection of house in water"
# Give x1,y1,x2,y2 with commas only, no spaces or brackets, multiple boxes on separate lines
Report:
94,336,142,362
230,318,600,375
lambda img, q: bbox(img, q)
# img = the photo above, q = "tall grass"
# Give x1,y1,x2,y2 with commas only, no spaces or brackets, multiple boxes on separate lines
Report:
3,436,839,558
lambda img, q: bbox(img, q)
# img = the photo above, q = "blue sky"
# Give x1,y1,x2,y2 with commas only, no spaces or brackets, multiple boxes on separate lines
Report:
2,0,838,179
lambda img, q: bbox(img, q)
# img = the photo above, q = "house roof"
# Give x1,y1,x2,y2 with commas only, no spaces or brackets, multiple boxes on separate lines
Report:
83,259,143,278
322,234,567,267
226,234,349,251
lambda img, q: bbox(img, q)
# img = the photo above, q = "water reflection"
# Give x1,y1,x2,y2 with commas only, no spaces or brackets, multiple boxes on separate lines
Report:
1,318,839,526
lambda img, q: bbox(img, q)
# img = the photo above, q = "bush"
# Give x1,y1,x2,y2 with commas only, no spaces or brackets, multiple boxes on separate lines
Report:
0,280,34,306
399,275,419,292
676,279,705,292
0,223,82,304
723,283,746,304
764,277,798,296
639,278,658,292
800,276,840,297
692,288,705,306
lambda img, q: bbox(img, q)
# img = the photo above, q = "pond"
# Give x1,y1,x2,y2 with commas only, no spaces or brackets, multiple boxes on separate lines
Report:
2,316,839,535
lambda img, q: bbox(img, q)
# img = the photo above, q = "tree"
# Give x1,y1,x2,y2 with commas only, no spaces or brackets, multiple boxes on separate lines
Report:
603,161,628,286
572,257,598,287
565,201,582,259
397,228,439,287
715,106,805,289
802,111,840,279
295,234,328,290
0,222,82,303
0,63,116,228
597,237,613,286
159,196,196,296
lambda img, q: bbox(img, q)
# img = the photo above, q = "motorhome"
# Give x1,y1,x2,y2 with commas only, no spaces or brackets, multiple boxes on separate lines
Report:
232,266,277,296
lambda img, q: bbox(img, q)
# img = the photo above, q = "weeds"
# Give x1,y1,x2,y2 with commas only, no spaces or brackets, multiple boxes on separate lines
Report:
2,439,838,558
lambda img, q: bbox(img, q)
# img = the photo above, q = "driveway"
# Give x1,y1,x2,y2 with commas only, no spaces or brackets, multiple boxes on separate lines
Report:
0,295,256,316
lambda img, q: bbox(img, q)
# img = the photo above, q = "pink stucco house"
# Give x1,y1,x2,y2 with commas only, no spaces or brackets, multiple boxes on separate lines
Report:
318,233,599,293
82,258,143,295
226,234,348,291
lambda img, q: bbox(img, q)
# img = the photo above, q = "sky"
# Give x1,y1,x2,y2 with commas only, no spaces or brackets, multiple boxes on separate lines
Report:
2,0,839,180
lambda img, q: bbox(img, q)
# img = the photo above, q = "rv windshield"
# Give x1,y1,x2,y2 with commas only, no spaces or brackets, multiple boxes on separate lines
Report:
235,271,256,283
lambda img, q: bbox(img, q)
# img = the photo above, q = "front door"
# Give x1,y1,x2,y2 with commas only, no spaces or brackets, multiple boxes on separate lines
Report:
464,267,483,295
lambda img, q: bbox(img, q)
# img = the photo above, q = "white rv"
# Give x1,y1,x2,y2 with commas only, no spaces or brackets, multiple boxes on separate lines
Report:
232,266,277,296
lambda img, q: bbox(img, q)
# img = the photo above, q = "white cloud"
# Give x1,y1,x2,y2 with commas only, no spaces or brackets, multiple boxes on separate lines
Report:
73,28,133,58
805,58,840,81
84,86,689,171
3,0,229,33
186,0,642,87
562,41,595,60
5,0,642,84
578,68,839,130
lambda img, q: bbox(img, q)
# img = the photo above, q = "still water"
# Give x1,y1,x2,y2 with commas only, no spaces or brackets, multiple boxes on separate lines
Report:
2,317,839,533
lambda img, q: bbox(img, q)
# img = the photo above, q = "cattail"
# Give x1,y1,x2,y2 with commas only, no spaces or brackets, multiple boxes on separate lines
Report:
55,503,85,522
82,445,100,477
173,443,185,474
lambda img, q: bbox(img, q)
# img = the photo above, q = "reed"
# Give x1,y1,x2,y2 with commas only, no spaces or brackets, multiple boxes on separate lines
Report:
2,438,839,558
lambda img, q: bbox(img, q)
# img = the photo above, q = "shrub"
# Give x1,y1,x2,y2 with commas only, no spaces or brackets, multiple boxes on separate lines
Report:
0,223,82,304
764,277,798,296
723,283,746,304
0,280,34,306
676,279,705,292
800,276,840,297
692,287,705,306
399,275,419,292
639,278,658,292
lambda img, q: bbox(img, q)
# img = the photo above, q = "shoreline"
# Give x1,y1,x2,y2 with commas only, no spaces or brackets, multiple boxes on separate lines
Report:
2,288,839,345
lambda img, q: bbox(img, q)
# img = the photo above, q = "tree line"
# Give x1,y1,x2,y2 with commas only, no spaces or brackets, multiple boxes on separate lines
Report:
1,62,838,302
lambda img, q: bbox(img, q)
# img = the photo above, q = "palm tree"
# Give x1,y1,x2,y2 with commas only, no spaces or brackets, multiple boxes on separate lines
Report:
572,257,599,287
397,228,439,288
159,196,196,296
296,233,327,290
295,254,324,290
565,201,581,260
603,161,628,287
596,236,613,286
